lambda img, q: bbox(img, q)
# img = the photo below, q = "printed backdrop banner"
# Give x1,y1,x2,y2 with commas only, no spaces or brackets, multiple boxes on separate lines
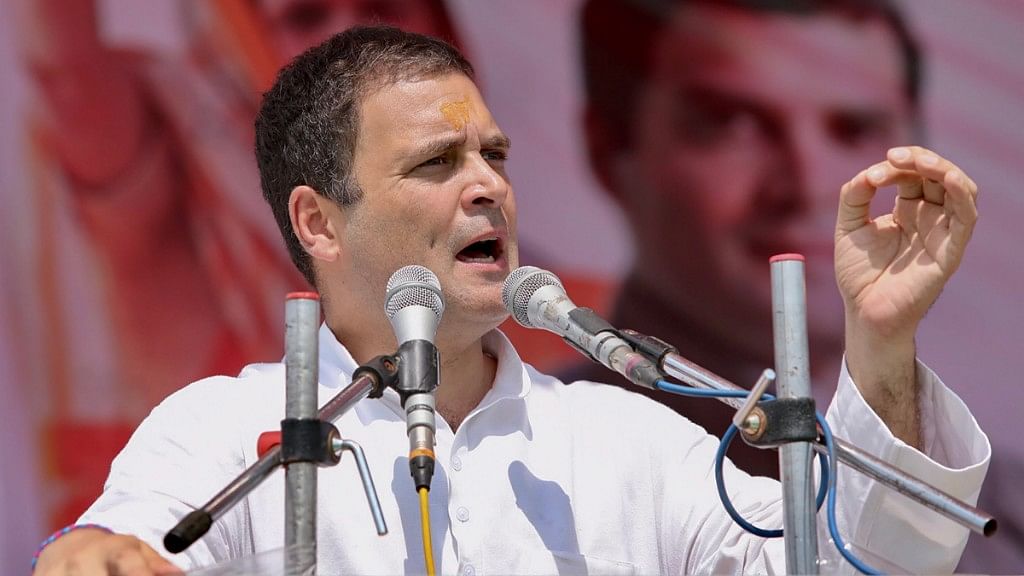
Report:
1,1,1021,573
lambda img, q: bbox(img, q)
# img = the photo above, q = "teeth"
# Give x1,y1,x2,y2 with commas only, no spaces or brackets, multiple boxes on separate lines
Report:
458,253,496,263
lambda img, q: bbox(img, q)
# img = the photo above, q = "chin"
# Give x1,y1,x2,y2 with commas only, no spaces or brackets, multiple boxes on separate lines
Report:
476,299,511,326
444,292,507,325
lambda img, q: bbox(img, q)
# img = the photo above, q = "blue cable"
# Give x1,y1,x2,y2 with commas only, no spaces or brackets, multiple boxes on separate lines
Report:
654,378,882,574
714,423,783,538
712,423,830,538
655,380,758,400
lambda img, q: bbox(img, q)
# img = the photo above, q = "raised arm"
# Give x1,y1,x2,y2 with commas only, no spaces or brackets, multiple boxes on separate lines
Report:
834,146,979,446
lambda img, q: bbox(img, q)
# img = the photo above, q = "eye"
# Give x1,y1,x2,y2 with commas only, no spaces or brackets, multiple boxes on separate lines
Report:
419,155,451,168
482,149,509,163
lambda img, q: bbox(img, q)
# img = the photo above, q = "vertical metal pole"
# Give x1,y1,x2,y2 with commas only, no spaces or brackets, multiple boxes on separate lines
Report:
285,292,320,574
770,255,819,574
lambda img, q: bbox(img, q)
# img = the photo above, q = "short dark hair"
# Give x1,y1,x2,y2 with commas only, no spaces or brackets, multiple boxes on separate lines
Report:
580,0,923,150
255,26,474,286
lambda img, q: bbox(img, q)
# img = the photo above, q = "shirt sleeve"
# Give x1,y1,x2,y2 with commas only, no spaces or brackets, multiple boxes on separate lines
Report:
661,357,990,575
76,377,255,571
822,357,991,574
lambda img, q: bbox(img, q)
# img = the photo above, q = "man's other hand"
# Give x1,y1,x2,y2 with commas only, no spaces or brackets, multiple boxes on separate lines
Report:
34,528,183,576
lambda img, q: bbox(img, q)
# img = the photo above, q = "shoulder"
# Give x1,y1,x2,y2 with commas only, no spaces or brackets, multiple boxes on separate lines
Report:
167,361,282,401
139,362,287,441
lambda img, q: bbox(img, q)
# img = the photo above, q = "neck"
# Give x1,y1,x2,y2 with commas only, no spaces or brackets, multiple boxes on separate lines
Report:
434,335,496,431
328,317,496,432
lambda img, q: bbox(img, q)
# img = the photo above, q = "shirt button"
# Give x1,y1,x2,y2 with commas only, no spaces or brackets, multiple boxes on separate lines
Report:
452,456,463,471
456,506,470,522
463,564,475,576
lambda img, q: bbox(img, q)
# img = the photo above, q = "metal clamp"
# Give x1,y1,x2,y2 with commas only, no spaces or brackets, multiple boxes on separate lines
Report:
280,419,342,467
732,369,776,438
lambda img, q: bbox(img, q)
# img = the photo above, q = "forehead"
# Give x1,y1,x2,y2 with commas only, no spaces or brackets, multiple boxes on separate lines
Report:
356,73,498,148
652,5,906,109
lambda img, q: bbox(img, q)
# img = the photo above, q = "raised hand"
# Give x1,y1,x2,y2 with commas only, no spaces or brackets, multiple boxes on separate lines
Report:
836,146,978,337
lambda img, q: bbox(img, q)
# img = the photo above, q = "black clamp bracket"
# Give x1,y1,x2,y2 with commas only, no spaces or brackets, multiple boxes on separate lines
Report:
729,369,818,448
619,328,678,366
393,340,439,406
354,354,400,399
565,307,616,364
739,397,818,448
280,418,341,467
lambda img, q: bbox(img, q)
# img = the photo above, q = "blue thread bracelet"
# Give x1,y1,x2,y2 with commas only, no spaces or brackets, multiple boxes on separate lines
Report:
31,523,112,572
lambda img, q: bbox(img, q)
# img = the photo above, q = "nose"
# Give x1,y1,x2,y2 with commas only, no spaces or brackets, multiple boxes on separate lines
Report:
461,154,510,210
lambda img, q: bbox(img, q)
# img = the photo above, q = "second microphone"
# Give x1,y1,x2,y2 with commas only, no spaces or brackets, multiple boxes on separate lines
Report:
385,265,445,491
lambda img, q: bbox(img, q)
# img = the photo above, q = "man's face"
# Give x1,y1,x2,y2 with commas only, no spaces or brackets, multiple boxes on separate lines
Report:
614,5,914,346
337,72,518,342
262,0,450,61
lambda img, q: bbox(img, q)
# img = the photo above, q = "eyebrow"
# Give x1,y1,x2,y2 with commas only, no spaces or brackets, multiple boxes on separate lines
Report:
409,132,512,160
483,133,512,150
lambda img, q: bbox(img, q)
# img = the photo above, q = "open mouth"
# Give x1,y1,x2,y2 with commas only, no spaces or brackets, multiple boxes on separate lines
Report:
456,237,504,264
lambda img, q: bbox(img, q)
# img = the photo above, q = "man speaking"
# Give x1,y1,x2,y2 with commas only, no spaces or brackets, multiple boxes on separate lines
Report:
34,26,987,575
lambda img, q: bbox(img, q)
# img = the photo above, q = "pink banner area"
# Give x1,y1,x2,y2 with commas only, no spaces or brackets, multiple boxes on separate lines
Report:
1,1,1021,573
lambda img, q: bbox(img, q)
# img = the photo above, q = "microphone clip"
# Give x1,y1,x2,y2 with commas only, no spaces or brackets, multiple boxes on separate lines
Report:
353,354,400,399
564,307,620,364
618,329,678,366
393,340,440,406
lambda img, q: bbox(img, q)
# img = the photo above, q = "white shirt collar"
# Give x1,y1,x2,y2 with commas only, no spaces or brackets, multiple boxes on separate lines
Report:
316,324,532,422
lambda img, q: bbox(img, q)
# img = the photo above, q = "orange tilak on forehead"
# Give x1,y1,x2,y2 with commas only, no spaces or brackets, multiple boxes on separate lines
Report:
440,98,472,130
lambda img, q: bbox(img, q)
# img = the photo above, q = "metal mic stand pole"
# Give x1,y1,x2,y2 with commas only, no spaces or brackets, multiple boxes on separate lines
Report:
284,292,320,574
770,255,818,574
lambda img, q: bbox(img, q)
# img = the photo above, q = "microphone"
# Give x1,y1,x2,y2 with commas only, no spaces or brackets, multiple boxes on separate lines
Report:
385,265,444,491
502,266,661,389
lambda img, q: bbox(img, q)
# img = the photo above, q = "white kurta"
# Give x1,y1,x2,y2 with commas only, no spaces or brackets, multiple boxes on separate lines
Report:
80,325,990,574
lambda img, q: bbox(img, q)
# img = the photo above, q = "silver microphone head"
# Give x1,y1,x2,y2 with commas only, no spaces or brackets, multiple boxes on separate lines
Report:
385,265,445,343
502,266,565,327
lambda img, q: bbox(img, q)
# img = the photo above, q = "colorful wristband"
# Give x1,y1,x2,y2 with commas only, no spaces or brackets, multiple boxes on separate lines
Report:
31,523,113,572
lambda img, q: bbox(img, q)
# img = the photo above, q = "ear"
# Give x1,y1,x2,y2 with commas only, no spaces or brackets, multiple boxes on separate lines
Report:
288,185,343,265
583,104,628,208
